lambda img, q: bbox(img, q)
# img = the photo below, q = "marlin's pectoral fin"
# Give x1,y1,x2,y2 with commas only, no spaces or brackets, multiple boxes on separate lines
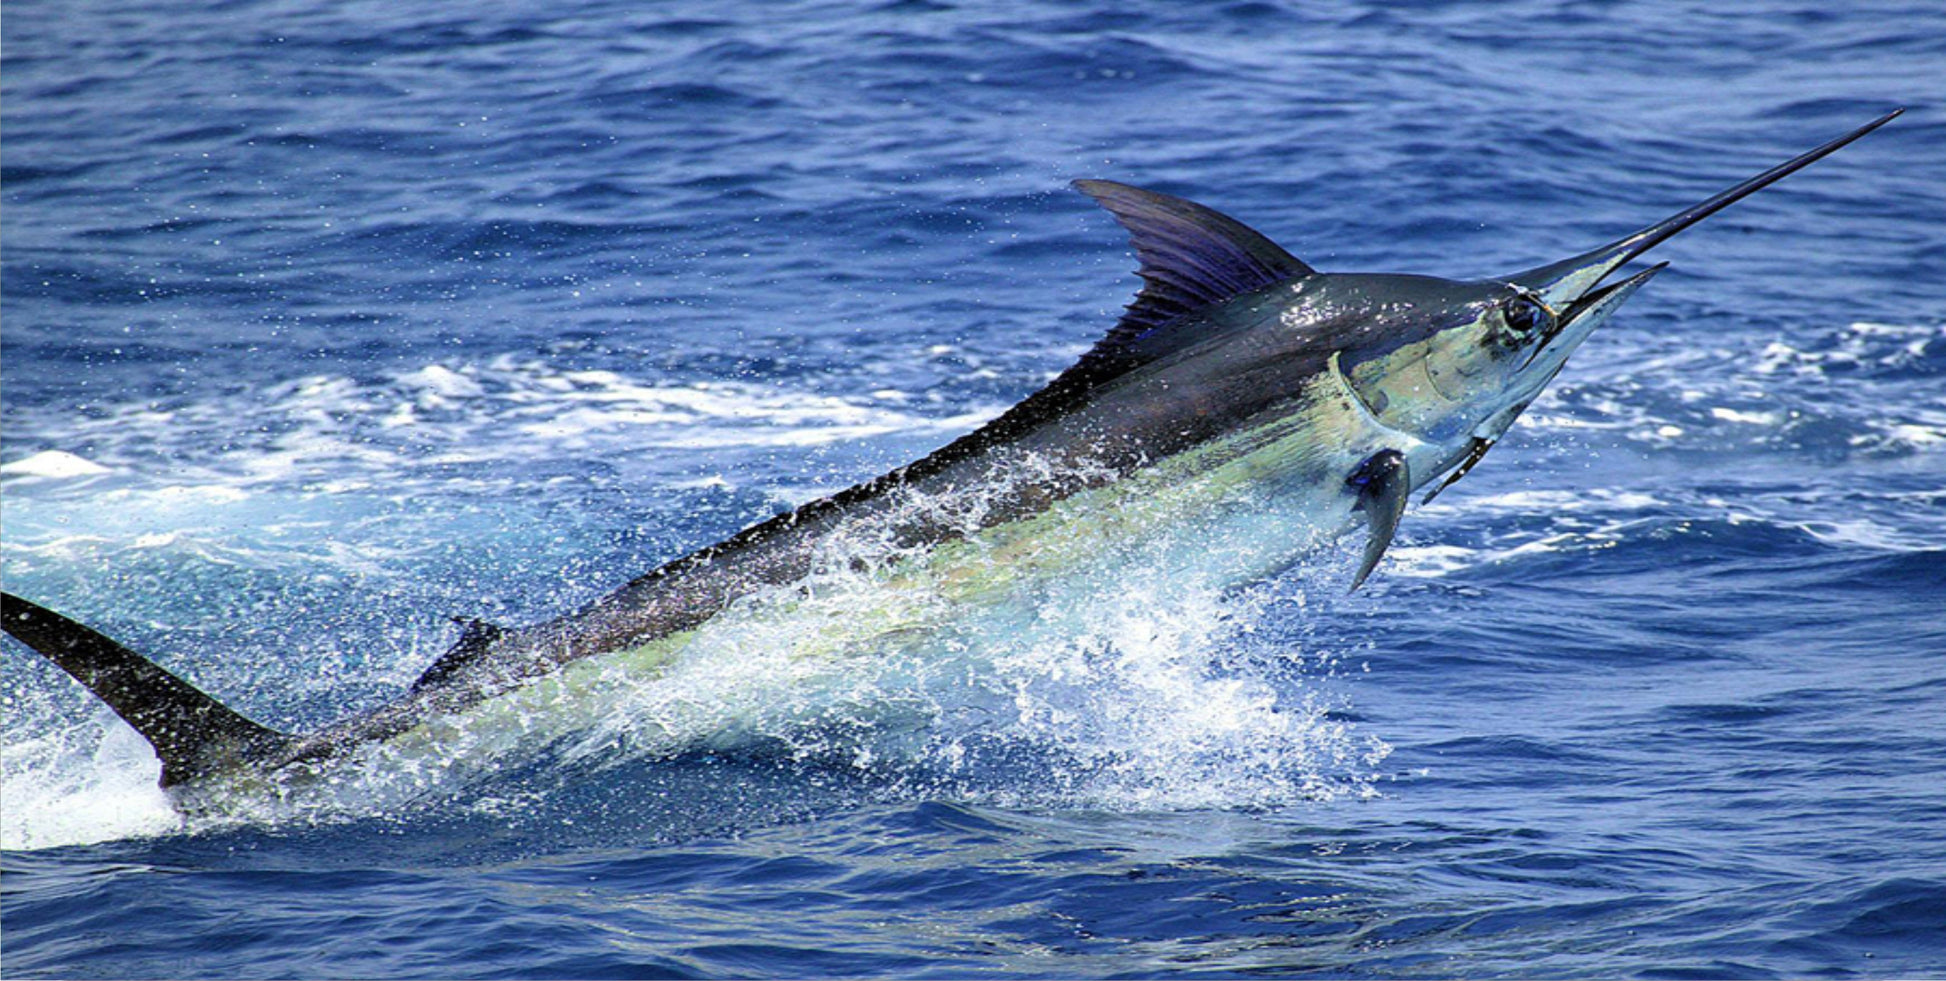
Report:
1346,449,1410,592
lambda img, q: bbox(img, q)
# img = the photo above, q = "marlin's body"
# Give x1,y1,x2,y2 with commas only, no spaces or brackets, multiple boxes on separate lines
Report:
2,112,1900,799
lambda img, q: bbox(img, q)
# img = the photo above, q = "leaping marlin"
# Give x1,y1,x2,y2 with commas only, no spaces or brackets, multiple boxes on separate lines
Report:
2,111,1901,797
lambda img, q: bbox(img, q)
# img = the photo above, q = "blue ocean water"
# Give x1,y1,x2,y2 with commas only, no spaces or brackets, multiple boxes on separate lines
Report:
4,0,1944,976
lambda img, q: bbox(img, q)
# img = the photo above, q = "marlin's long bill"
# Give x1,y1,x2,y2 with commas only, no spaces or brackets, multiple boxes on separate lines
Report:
1514,109,1903,312
1,111,1902,795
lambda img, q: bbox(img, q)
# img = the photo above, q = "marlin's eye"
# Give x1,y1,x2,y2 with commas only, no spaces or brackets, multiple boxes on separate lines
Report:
1500,295,1551,338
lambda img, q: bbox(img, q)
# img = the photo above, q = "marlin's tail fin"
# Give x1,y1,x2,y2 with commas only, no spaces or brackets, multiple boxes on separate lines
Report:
1,592,292,787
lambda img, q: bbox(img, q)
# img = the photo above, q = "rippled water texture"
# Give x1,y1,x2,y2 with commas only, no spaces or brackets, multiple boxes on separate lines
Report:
4,0,1944,977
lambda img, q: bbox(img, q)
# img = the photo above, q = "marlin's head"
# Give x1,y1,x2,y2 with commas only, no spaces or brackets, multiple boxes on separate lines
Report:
1330,109,1902,484
1063,112,1893,587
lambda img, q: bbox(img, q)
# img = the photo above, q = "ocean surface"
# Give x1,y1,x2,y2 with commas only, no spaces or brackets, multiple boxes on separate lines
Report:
3,0,1943,977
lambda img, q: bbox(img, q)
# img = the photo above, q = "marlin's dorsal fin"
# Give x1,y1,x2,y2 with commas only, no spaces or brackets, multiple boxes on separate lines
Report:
1347,449,1410,591
1073,179,1315,370
1,592,291,787
410,618,506,693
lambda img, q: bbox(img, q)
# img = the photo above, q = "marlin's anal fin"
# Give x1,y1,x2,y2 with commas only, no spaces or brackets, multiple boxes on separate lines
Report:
410,618,507,693
1346,449,1411,592
1,592,291,788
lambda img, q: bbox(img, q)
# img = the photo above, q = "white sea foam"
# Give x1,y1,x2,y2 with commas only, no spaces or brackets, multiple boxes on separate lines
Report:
1795,517,1939,551
2,355,1005,497
1517,320,1946,457
1,450,111,480
1752,321,1945,378
1431,487,1667,515
1708,406,1781,425
0,702,179,850
1385,544,1480,577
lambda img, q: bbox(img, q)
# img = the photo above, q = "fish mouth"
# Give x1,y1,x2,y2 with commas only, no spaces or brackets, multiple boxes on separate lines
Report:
1513,261,1664,372
1508,109,1902,335
1552,261,1663,337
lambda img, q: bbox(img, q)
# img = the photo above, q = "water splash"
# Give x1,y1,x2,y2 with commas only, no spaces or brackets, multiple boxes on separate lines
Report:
2,378,1386,848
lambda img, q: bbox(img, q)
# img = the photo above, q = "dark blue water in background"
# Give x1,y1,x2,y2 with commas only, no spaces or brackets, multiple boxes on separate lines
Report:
4,0,1944,977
